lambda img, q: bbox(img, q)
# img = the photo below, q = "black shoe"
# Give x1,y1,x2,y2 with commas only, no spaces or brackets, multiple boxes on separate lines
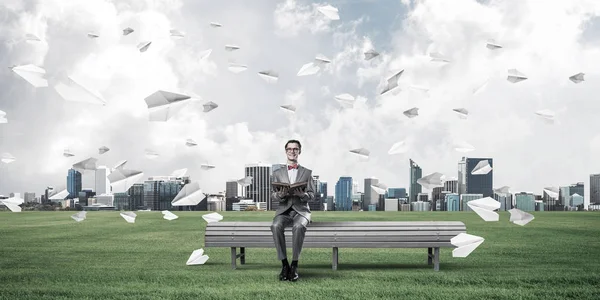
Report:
279,264,290,281
288,265,299,282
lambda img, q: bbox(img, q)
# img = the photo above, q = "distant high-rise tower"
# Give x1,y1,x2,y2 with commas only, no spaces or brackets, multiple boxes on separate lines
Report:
409,159,422,203
335,177,353,211
67,168,82,199
591,174,600,205
245,163,272,210
364,178,379,211
226,181,238,198
458,157,493,198
95,166,111,195
444,179,458,193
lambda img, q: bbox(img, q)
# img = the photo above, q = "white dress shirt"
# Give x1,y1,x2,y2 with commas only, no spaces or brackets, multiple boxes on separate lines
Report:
287,165,298,184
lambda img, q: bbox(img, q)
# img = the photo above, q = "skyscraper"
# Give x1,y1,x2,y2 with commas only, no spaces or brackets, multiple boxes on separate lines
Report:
388,188,406,198
225,181,238,198
245,163,272,210
458,157,493,198
95,166,111,195
409,159,422,203
444,179,458,193
364,177,379,211
67,168,82,199
591,174,600,205
335,177,352,211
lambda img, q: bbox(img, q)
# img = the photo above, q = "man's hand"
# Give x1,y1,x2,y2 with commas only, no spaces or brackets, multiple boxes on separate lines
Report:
276,187,289,199
291,187,306,198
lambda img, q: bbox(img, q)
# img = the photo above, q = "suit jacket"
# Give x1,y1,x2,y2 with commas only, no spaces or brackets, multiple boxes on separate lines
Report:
271,165,315,222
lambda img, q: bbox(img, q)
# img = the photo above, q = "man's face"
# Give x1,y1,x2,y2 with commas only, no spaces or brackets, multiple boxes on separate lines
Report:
285,142,301,162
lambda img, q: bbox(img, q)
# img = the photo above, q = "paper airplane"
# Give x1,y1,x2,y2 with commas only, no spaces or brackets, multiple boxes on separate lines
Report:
162,210,179,221
508,208,534,226
87,32,99,39
569,72,584,83
317,4,340,20
535,109,555,124
10,64,48,87
486,39,502,50
199,49,212,60
494,186,510,195
258,70,279,83
543,187,559,198
467,197,501,221
380,70,403,95
186,249,209,265
202,212,223,223
63,149,75,157
429,52,450,63
171,168,187,178
1,153,15,164
200,164,215,170
0,195,24,212
120,211,137,223
453,108,468,119
349,148,370,158
202,101,218,113
25,33,41,42
172,182,204,206
72,157,98,171
297,55,331,76
71,211,87,222
99,146,110,154
145,90,191,122
451,233,484,258
122,27,134,35
108,168,144,193
371,182,388,194
113,160,127,170
225,44,240,51
403,107,419,118
388,140,408,155
417,172,445,189
185,139,197,147
170,29,185,38
210,22,222,28
507,69,527,83
228,63,248,73
145,149,159,159
454,141,475,153
280,105,296,113
334,94,355,109
54,76,106,105
364,49,380,60
237,176,253,187
48,188,69,201
137,41,151,52
0,110,7,124
471,160,492,175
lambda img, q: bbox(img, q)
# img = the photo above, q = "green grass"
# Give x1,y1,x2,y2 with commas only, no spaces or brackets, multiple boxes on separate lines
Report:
0,211,599,300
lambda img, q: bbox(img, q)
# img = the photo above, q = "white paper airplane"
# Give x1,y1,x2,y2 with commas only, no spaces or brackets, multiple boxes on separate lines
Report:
199,49,212,60
454,141,475,153
225,44,240,51
0,195,24,212
237,176,253,187
200,164,215,170
145,149,159,159
364,49,380,60
543,187,559,198
486,39,502,50
317,4,340,20
258,70,279,83
87,32,99,39
203,101,218,113
371,182,388,194
417,172,445,189
467,197,501,221
170,168,188,178
507,69,527,83
453,108,468,119
108,169,144,193
471,160,492,175
508,208,534,226
535,109,555,124
429,52,450,63
54,76,106,105
63,148,75,157
494,186,510,195
71,211,87,222
210,22,222,28
280,105,296,113
380,70,403,95
388,140,408,155
162,210,179,221
10,64,48,87
48,188,69,201
170,29,185,38
451,233,485,258
137,41,152,52
72,157,98,171
112,160,127,170
334,94,355,109
202,212,223,223
120,211,137,223
569,72,584,83
403,107,419,118
25,33,41,42
185,139,197,147
99,146,110,155
123,27,134,35
172,182,204,206
144,90,191,122
228,63,248,73
349,148,370,158
186,248,209,265
1,152,16,164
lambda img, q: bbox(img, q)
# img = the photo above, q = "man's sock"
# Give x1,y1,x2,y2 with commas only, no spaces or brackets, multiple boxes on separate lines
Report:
291,260,298,268
282,258,289,267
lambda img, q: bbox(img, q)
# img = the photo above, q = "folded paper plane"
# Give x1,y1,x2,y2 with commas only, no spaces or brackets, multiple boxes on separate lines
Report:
258,70,279,83
280,105,296,113
507,69,527,83
380,70,403,95
120,211,137,223
467,197,501,221
210,22,222,28
494,186,510,195
1,195,24,212
417,172,445,189
71,211,87,222
162,210,179,221
451,233,484,257
228,63,248,73
170,29,185,38
471,160,492,175
202,212,223,223
1,152,16,164
453,108,468,119
237,176,253,187
454,141,475,153
349,148,370,158
486,39,502,50
172,182,204,206
72,157,98,171
108,169,144,193
98,146,110,154
144,90,191,122
371,182,388,194
317,4,340,20
137,41,152,52
10,64,48,88
25,33,41,42
200,164,215,170
334,94,355,109
388,140,408,155
569,72,584,84
508,208,534,226
225,44,240,51
145,149,159,159
186,248,209,265
364,49,379,60
63,149,75,157
403,107,419,118
185,139,197,147
123,27,134,35
430,52,450,63
535,109,555,124
171,168,187,178
54,76,106,105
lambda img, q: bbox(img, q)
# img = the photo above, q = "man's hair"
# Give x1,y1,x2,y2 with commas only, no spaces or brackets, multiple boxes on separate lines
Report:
284,139,302,150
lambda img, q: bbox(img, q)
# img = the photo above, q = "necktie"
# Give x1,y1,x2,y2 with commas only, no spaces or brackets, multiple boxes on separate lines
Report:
288,164,298,170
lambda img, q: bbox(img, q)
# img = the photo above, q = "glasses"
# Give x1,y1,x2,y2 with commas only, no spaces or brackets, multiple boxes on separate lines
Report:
286,148,300,152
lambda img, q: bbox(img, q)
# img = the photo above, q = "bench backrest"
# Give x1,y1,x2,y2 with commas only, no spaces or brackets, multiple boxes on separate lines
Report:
205,221,466,248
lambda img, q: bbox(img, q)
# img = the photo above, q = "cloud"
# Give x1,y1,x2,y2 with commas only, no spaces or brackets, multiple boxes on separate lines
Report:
273,0,334,37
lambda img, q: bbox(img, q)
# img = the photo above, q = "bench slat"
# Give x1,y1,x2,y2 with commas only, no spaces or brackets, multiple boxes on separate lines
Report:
207,221,466,227
205,241,455,248
206,236,454,243
206,231,465,237
206,226,466,232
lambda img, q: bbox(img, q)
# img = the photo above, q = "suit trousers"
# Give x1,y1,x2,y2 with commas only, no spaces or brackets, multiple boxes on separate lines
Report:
270,208,310,261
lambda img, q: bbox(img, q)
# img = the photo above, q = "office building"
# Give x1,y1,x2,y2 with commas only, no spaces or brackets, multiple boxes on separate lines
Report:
444,179,458,194
67,169,82,199
245,163,272,210
570,193,584,208
411,201,431,211
591,174,600,204
388,188,406,199
78,189,95,207
24,192,36,203
128,183,145,210
384,198,399,211
335,177,353,211
144,176,189,211
326,196,334,211
461,194,483,211
458,157,493,197
494,192,513,211
95,166,111,195
559,182,585,209
226,181,238,198
364,178,379,211
418,193,429,202
515,192,535,212
113,192,129,210
445,193,460,211
409,159,422,203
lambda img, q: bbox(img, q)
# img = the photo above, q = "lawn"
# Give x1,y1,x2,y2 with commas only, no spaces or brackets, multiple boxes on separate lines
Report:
0,211,599,300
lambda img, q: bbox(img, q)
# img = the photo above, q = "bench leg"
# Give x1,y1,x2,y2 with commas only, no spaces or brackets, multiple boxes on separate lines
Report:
433,247,440,271
240,247,245,265
427,247,433,265
332,247,338,271
230,247,237,270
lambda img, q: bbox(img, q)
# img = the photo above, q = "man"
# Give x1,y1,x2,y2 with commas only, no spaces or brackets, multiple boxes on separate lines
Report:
270,139,315,282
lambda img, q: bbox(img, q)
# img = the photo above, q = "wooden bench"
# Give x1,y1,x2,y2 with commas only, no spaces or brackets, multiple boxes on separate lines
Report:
204,221,466,271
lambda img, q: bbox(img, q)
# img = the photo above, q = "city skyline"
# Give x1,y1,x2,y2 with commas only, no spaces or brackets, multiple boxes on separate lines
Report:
1,1,600,207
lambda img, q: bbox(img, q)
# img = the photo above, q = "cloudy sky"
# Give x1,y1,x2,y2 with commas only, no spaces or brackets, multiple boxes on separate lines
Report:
1,0,599,206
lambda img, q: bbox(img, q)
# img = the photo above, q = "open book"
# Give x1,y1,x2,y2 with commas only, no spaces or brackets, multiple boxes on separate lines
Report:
272,181,308,190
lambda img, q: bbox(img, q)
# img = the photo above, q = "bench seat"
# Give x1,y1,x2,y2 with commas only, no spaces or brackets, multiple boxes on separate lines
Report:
204,221,466,271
